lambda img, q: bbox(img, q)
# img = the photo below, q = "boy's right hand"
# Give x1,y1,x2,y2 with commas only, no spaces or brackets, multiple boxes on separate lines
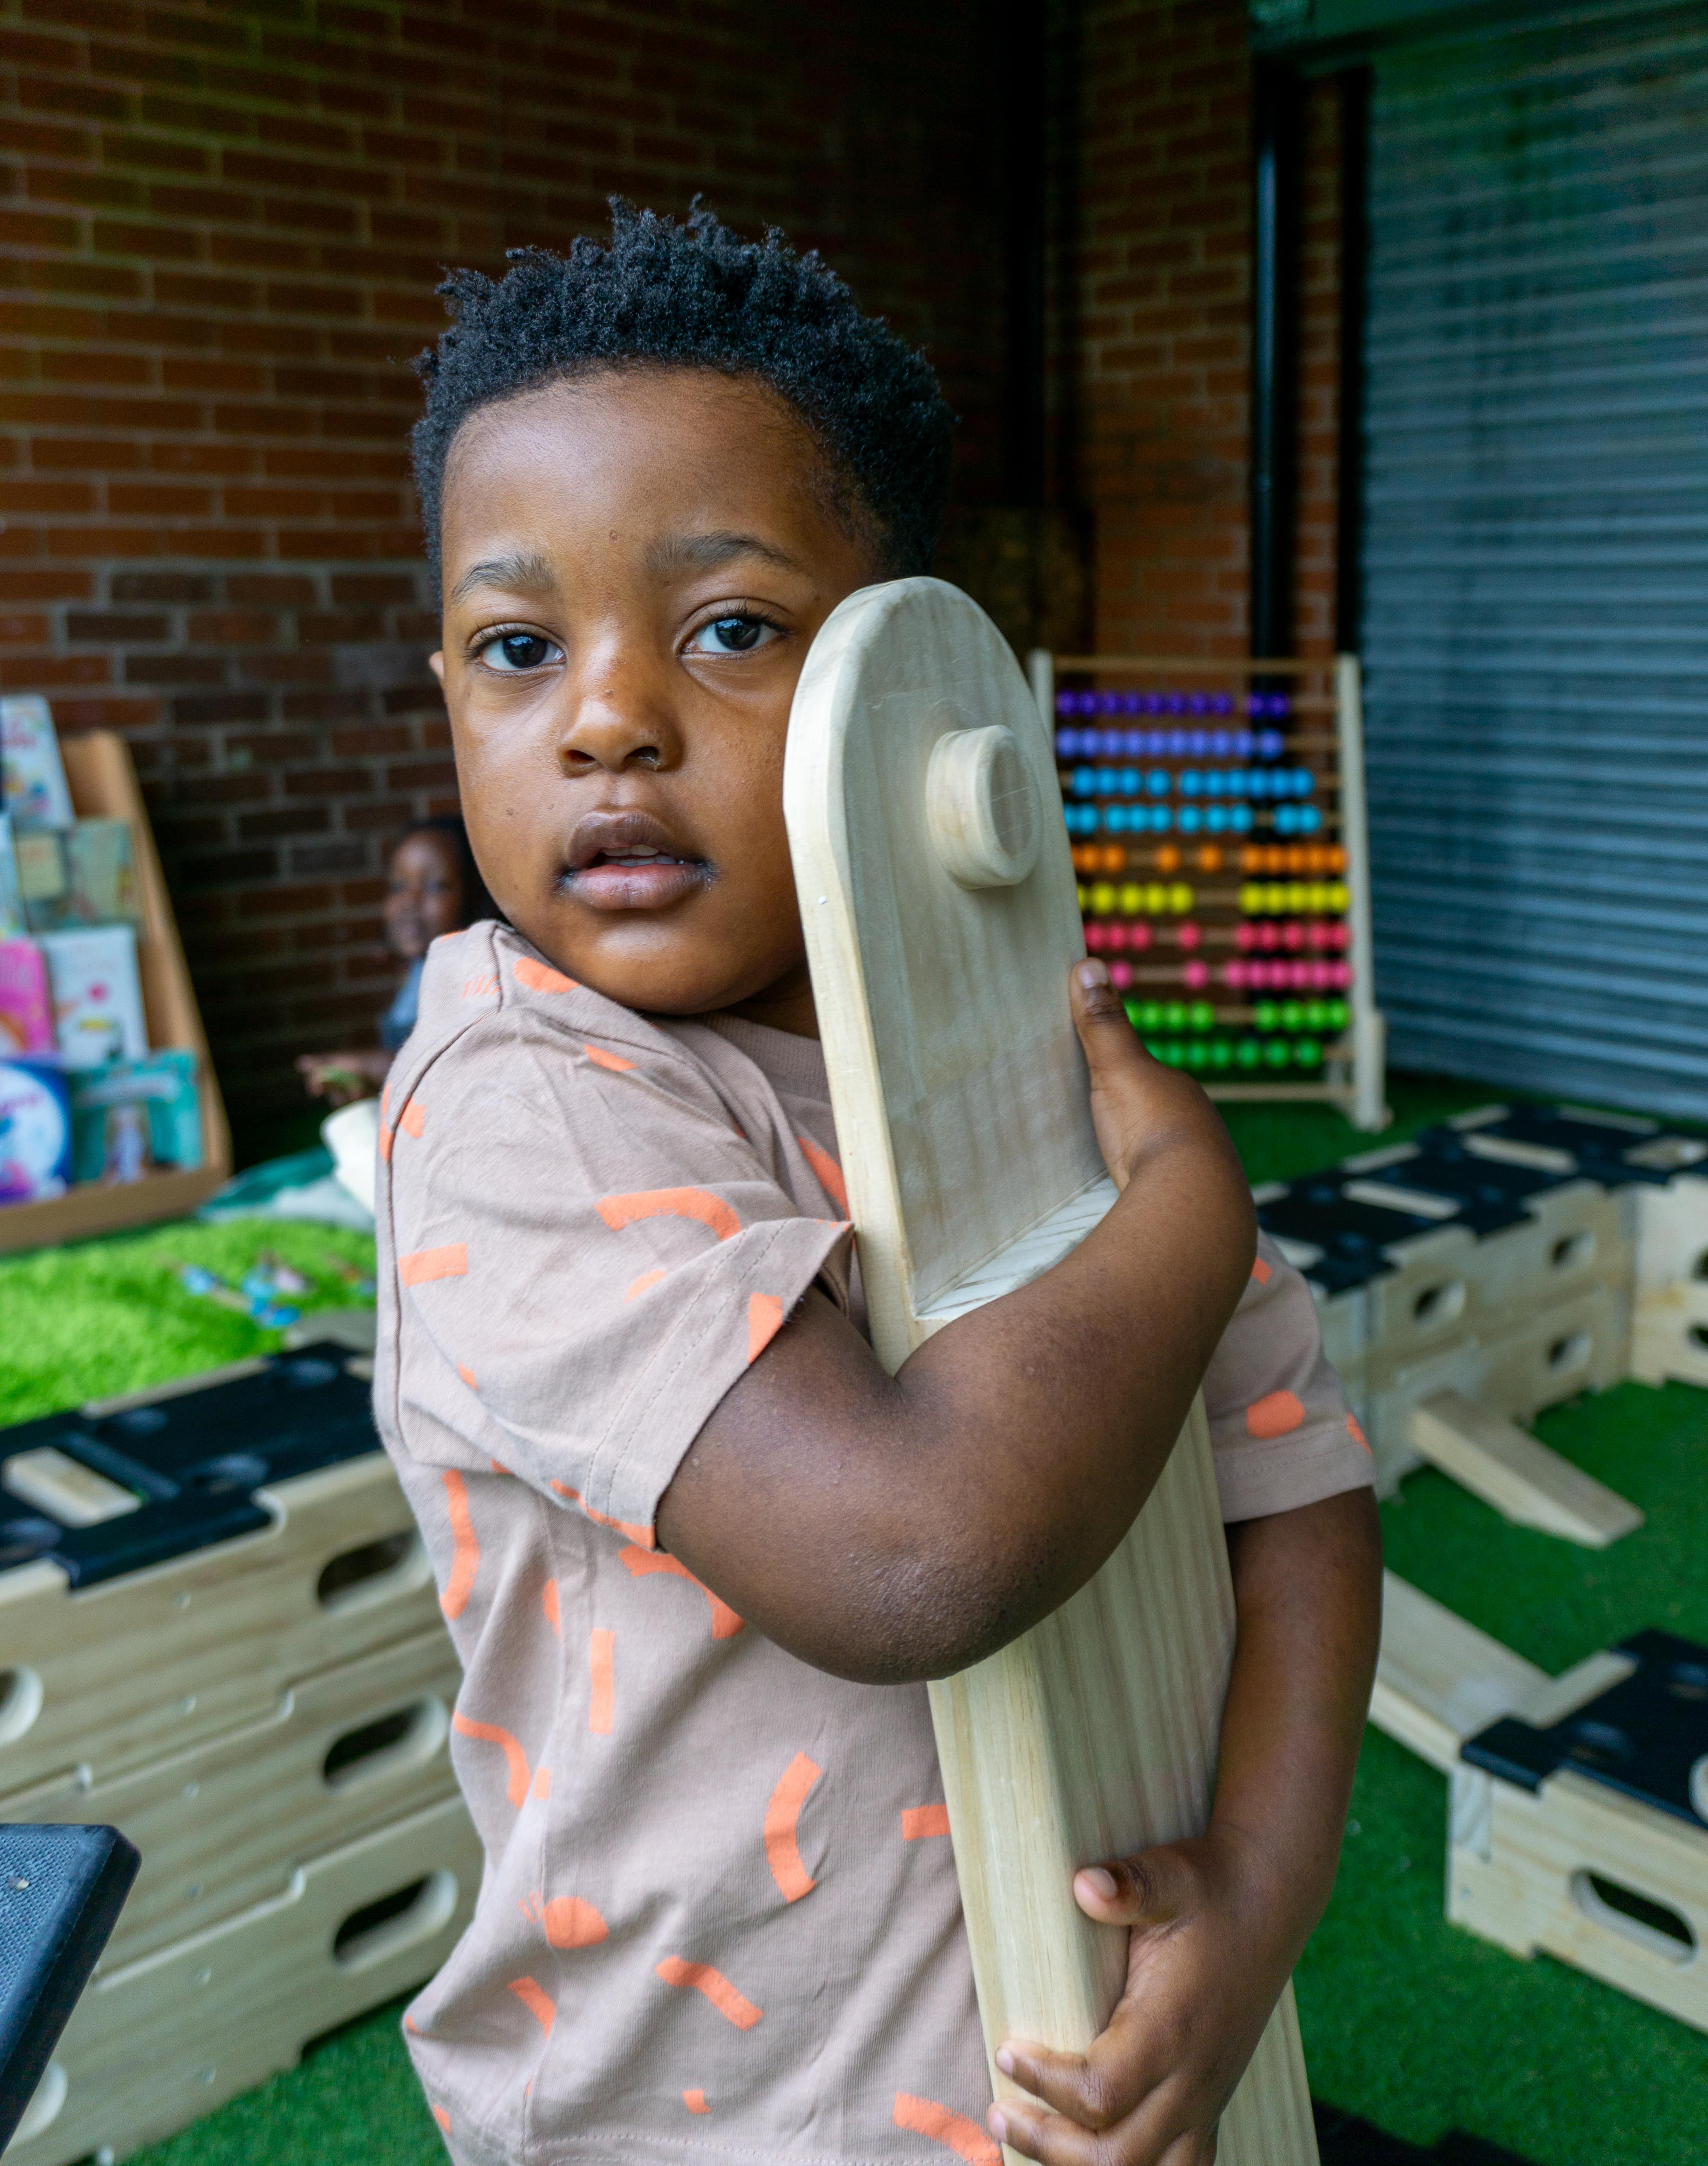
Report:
1070,959,1237,1197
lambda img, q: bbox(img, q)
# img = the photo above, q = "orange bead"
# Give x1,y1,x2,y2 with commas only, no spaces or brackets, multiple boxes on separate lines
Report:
1101,844,1125,874
1156,844,1181,873
1198,845,1222,872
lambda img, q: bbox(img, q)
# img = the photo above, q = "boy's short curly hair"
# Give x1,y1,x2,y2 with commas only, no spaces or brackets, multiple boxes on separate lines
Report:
411,201,956,584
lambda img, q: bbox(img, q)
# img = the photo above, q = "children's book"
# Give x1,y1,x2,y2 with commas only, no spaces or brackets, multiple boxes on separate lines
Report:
0,940,54,1057
0,815,23,939
39,925,149,1070
70,1051,202,1184
23,819,140,932
0,696,74,831
0,1056,71,1204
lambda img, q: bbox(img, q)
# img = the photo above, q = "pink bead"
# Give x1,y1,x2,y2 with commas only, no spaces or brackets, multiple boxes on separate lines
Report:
1109,960,1134,990
1183,959,1208,989
1235,922,1257,952
1290,961,1309,989
1130,922,1152,951
1309,961,1331,989
1307,922,1329,950
1177,922,1202,951
1223,960,1246,989
1258,922,1280,952
1331,923,1348,950
1086,922,1108,952
1282,921,1304,951
1332,961,1350,987
1104,922,1126,951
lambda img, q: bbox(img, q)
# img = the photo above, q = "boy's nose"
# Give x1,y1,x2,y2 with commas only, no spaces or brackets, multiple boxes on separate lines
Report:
558,682,681,774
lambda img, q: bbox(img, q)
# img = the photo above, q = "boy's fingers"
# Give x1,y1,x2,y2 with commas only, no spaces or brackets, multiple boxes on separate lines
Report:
1069,958,1139,1042
987,2074,1204,2166
996,1997,1167,2131
1073,1846,1191,1928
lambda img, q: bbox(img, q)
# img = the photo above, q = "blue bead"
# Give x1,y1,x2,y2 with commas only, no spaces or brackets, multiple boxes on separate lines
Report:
1146,768,1170,796
1179,806,1202,834
1299,805,1321,833
1232,805,1253,832
1121,728,1144,757
1206,805,1227,833
1179,770,1200,796
1154,807,1173,832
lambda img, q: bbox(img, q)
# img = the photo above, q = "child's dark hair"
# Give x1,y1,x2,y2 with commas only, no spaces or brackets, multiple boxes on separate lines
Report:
411,201,956,584
396,814,498,927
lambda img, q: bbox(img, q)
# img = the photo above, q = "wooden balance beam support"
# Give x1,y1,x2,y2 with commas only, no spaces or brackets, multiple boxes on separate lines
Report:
788,580,1317,2166
1405,1390,1643,1549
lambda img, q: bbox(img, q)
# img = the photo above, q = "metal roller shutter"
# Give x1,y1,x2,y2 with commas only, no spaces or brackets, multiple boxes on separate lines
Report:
1360,0,1708,1118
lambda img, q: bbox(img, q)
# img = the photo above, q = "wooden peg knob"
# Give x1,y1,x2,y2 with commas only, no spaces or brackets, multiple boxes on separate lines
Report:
926,725,1041,890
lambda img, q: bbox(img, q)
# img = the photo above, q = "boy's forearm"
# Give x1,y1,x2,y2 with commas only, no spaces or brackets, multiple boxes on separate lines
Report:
1208,1487,1383,1956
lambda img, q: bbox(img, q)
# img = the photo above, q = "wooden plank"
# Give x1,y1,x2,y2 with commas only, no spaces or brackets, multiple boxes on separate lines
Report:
1053,655,1325,677
0,1624,461,1965
0,730,231,1255
788,577,1317,2166
6,1792,480,2166
1406,1389,1642,1548
1370,1571,1548,1773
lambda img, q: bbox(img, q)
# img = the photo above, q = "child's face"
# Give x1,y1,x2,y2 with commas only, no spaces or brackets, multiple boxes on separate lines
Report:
384,828,466,961
429,368,880,1032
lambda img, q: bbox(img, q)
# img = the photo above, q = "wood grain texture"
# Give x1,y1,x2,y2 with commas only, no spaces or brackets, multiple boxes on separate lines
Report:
0,731,232,1255
787,579,1316,2166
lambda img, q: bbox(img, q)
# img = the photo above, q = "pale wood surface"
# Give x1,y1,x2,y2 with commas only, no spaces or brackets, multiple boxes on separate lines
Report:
0,731,231,1254
1,1624,461,1966
0,1450,439,1794
1406,1390,1642,1548
1370,1571,1547,1773
1449,1767,1708,2034
7,1792,480,2166
788,579,1316,2166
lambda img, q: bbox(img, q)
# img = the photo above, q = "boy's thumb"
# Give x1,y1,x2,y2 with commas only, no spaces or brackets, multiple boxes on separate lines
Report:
1070,957,1138,1045
1073,1849,1184,1928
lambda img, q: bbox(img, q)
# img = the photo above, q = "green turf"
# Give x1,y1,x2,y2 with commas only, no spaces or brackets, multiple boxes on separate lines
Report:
5,1075,1705,2166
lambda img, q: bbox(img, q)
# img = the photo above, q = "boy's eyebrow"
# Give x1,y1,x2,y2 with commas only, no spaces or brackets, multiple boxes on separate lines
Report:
645,530,806,579
447,549,559,605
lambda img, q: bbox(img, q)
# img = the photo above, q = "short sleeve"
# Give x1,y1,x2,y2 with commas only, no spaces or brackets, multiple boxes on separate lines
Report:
1202,1233,1374,1523
385,1007,851,1544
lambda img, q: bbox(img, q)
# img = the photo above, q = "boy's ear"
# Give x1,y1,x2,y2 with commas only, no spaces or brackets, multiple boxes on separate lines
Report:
428,651,446,688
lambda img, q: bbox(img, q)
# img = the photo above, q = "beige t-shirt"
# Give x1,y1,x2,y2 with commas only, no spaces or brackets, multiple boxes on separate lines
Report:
374,921,1371,2166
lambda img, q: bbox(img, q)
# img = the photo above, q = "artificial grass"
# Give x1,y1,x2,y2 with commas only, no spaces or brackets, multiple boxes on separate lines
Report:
3,1073,1704,2166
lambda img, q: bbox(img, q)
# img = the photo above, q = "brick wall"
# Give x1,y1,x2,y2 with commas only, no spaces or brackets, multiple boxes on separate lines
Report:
1068,0,1345,661
0,0,1009,1159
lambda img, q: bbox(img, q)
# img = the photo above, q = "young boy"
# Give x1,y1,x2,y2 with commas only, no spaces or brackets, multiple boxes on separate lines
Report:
377,205,1381,2166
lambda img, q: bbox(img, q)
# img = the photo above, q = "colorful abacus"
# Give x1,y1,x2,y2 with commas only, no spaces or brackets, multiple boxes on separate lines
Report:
1028,651,1386,1130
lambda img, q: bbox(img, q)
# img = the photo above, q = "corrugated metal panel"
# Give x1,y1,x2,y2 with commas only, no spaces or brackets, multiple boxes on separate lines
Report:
1360,0,1708,1118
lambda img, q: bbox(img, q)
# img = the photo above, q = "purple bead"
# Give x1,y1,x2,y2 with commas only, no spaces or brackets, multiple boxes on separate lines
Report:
1188,729,1208,755
1117,728,1141,756
1258,729,1284,759
1211,692,1232,715
1167,728,1187,755
1209,730,1230,756
1056,692,1074,716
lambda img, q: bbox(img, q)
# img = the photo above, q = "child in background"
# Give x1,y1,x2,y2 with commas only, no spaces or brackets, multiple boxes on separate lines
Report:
377,207,1381,2166
298,816,489,1105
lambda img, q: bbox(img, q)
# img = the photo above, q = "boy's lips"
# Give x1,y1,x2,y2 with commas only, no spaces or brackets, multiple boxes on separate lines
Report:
563,808,708,912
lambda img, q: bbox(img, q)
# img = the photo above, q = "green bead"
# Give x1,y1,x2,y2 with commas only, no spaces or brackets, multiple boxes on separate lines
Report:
1144,1039,1165,1059
1164,1001,1187,1031
1184,1039,1209,1069
1280,1001,1303,1031
1264,1038,1290,1068
1140,1001,1164,1030
1304,1001,1326,1030
1124,999,1144,1029
1327,999,1348,1029
1236,1037,1262,1068
1209,1039,1233,1068
1255,1001,1278,1031
1189,1001,1214,1031
1296,1038,1322,1068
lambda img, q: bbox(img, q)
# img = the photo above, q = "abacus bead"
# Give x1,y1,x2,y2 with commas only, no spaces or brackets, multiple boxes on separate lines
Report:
1282,921,1305,951
1109,961,1134,990
1184,959,1209,989
1131,922,1153,950
1235,922,1256,952
1178,922,1202,950
1179,807,1202,834
1085,922,1108,952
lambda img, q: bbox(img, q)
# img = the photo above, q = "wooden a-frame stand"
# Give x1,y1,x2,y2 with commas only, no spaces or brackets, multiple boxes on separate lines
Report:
785,580,1317,2166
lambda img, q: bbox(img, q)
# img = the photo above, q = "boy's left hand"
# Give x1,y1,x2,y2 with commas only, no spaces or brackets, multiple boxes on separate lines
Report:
987,1831,1292,2166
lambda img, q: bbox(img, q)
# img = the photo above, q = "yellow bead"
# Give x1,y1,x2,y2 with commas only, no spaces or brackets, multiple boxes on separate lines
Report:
1090,882,1115,916
1329,882,1348,910
1119,881,1143,915
1169,883,1193,913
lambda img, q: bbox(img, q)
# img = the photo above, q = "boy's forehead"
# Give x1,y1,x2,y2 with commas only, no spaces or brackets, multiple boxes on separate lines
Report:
441,369,836,566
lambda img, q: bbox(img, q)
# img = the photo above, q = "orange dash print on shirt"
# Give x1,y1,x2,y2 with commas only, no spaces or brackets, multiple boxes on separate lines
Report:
518,1890,608,1948
513,956,577,994
683,2090,710,2115
901,1803,952,1841
432,2105,451,2134
597,1186,740,1244
625,1269,667,1303
654,1958,762,2031
532,1765,551,1799
588,1628,614,1735
542,1578,560,1636
378,1120,394,1164
762,1752,822,1902
585,1043,636,1073
747,1292,785,1364
1250,1254,1272,1285
461,971,499,1000
458,1362,477,1390
1347,1412,1370,1451
619,1545,744,1639
797,1135,848,1215
549,1479,656,1549
401,1242,468,1288
507,1975,556,2039
1245,1389,1305,1440
893,2094,1001,2166
439,1469,479,1619
452,1709,531,1807
397,1096,425,1139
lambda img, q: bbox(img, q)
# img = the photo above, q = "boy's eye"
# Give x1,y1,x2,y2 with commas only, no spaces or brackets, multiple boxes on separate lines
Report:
690,615,778,655
479,632,561,672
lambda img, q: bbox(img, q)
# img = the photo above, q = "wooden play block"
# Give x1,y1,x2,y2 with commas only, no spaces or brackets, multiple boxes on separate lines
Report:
1449,1766,1708,2034
0,730,232,1255
0,1447,439,1795
5,1791,480,2166
787,578,1316,2166
1405,1390,1642,1549
0,1624,461,1966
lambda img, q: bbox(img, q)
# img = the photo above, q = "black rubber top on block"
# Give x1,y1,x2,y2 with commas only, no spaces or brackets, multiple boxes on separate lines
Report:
0,1344,379,1587
1462,1628,1708,1829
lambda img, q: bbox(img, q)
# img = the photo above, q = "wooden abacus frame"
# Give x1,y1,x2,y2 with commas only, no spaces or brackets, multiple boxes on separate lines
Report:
1029,650,1386,1133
